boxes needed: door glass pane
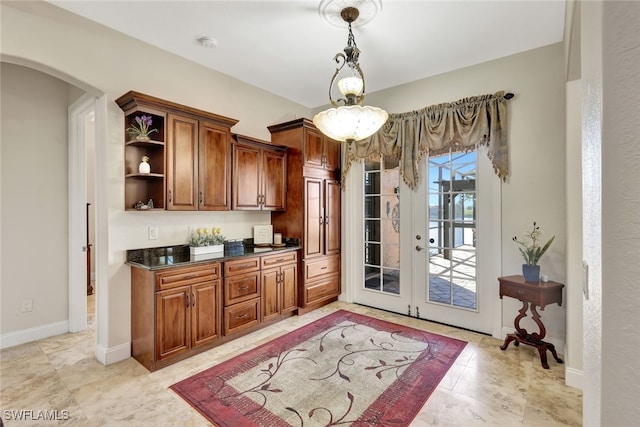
[363,156,400,295]
[427,150,477,310]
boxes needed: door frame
[68,94,94,333]
[69,94,111,363]
[345,148,503,338]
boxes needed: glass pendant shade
[313,105,389,143]
[314,4,388,143]
[338,76,364,96]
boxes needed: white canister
[139,156,151,174]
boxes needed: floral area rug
[170,310,466,426]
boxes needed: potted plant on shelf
[127,115,158,141]
[512,221,555,282]
[189,227,225,255]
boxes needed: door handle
[416,245,424,251]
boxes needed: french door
[353,148,500,334]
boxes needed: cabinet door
[262,149,287,211]
[304,177,324,258]
[167,114,198,210]
[199,122,231,211]
[261,268,280,322]
[232,144,261,210]
[191,280,221,347]
[324,179,341,255]
[156,286,190,360]
[304,128,325,168]
[324,138,341,172]
[281,263,298,313]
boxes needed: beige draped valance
[342,91,510,189]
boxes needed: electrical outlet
[148,226,159,240]
[188,225,197,236]
[21,298,33,313]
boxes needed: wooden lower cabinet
[131,249,301,371]
[302,254,341,308]
[261,252,298,322]
[131,262,222,371]
[155,281,221,360]
[223,257,262,336]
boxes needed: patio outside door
[354,148,499,334]
[412,150,498,334]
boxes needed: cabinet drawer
[224,256,260,276]
[305,275,340,305]
[261,251,297,269]
[155,263,221,291]
[224,271,260,305]
[304,255,340,281]
[499,277,563,308]
[224,298,260,335]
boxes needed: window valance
[341,91,510,189]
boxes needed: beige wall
[1,63,71,334]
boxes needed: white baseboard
[0,320,69,349]
[565,366,583,390]
[95,342,130,365]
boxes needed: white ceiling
[48,0,566,108]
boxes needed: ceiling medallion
[319,0,383,28]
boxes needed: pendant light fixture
[313,5,388,144]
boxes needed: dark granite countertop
[126,244,300,271]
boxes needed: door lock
[416,235,422,240]
[416,245,424,251]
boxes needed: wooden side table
[498,275,564,369]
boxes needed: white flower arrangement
[188,227,225,247]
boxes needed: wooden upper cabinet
[262,149,287,210]
[232,134,286,211]
[267,118,341,176]
[304,128,325,169]
[199,122,232,210]
[116,91,238,212]
[233,143,261,210]
[304,127,340,172]
[167,114,198,210]
[324,139,341,171]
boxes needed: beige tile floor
[0,295,582,426]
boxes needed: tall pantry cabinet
[268,118,341,313]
